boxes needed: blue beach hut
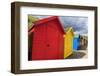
[73,34,80,51]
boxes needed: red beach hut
[29,16,65,60]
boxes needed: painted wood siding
[64,31,73,58]
[31,16,65,60]
[73,38,80,50]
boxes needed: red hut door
[32,22,63,60]
[45,23,62,59]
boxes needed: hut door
[46,24,59,59]
[32,23,63,60]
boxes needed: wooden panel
[32,25,46,60]
[58,32,64,59]
[46,22,59,59]
[64,32,73,58]
[32,20,64,60]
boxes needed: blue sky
[31,15,88,35]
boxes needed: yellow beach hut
[64,27,74,58]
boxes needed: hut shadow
[66,51,86,59]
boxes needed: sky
[31,15,88,35]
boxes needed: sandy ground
[66,50,88,59]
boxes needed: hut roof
[65,27,74,36]
[29,16,65,34]
[74,34,80,38]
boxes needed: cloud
[59,16,88,34]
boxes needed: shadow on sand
[66,51,86,59]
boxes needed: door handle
[47,44,50,47]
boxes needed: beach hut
[73,34,80,51]
[29,16,65,60]
[79,35,88,50]
[64,27,74,58]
